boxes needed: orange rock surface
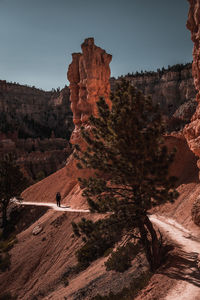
[67,37,112,145]
[184,0,200,161]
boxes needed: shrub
[0,293,17,300]
[0,232,17,272]
[76,239,110,264]
[0,252,11,272]
[92,271,152,300]
[105,242,141,272]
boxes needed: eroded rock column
[67,37,112,144]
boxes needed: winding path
[150,215,200,300]
[12,199,90,213]
[13,199,200,299]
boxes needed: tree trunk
[144,215,163,271]
[2,203,8,229]
[137,219,154,270]
[138,215,162,272]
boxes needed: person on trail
[56,192,61,207]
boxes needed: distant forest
[120,62,192,79]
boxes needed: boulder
[32,225,43,235]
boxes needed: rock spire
[67,37,112,144]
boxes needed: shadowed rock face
[183,0,200,226]
[187,0,200,99]
[184,0,200,162]
[67,37,112,144]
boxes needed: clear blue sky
[0,0,193,91]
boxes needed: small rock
[197,254,200,270]
[32,225,43,235]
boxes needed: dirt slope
[0,209,92,299]
[21,156,88,210]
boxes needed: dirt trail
[13,199,90,212]
[13,200,200,299]
[150,215,200,300]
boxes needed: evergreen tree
[0,154,28,231]
[74,81,178,271]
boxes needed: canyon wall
[0,136,71,183]
[111,64,197,125]
[0,83,73,182]
[0,83,73,140]
[184,0,200,163]
[183,0,200,225]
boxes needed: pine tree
[0,154,28,231]
[74,81,178,271]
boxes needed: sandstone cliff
[0,83,74,182]
[111,63,197,131]
[184,0,200,159]
[0,82,73,140]
[0,136,71,183]
[183,0,200,225]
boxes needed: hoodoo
[67,37,112,144]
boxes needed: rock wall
[184,0,200,162]
[67,37,112,144]
[111,64,197,119]
[0,83,74,183]
[0,83,73,140]
[0,137,71,183]
[187,0,200,99]
[183,0,200,226]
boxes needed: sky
[0,0,193,91]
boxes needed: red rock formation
[187,0,200,100]
[184,0,200,163]
[67,37,112,144]
[183,0,200,225]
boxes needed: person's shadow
[59,205,70,209]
